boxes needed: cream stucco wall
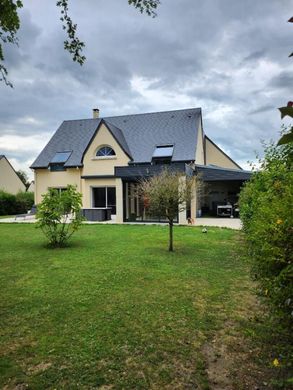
[205,138,240,169]
[34,168,81,204]
[34,123,130,219]
[0,157,26,194]
[82,123,130,176]
[195,120,205,164]
[81,123,130,214]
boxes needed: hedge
[239,141,293,323]
[0,190,34,215]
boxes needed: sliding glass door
[123,181,178,222]
[92,187,116,215]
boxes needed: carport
[194,165,252,217]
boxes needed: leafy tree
[0,0,160,86]
[140,169,196,252]
[239,139,293,323]
[277,17,293,146]
[16,169,29,188]
[36,185,83,247]
[0,0,23,86]
[277,102,293,145]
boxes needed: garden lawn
[0,224,256,389]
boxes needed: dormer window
[50,151,71,171]
[96,146,116,158]
[152,144,174,164]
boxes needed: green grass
[0,224,258,388]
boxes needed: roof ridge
[63,107,202,122]
[103,107,201,120]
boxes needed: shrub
[15,191,34,213]
[36,185,83,247]
[0,190,17,215]
[239,141,293,323]
[0,190,34,215]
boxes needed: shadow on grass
[33,238,85,251]
[142,242,199,258]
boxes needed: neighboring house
[0,155,26,194]
[31,108,251,223]
[27,181,35,193]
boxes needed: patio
[0,215,242,229]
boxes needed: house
[0,155,26,194]
[31,108,251,223]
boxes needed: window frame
[94,145,116,159]
[91,186,116,214]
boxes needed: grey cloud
[0,0,292,178]
[242,50,266,64]
[249,105,275,115]
[269,71,293,91]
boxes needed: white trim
[91,156,117,161]
[91,185,116,210]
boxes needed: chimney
[92,108,100,119]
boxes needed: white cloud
[0,134,50,153]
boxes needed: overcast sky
[0,0,292,180]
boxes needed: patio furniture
[217,205,233,217]
[81,208,112,221]
[15,205,37,220]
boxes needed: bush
[0,190,17,215]
[0,190,34,215]
[36,185,83,247]
[15,191,34,213]
[239,141,293,323]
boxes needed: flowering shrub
[240,141,293,323]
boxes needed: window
[92,187,116,214]
[50,187,67,195]
[50,151,72,171]
[50,164,66,172]
[96,146,116,157]
[51,151,71,163]
[152,145,174,164]
[152,145,174,158]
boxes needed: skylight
[152,145,174,159]
[50,151,72,164]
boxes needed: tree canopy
[0,0,160,86]
[139,169,196,251]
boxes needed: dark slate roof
[31,119,102,168]
[115,163,187,180]
[104,120,132,159]
[194,164,252,181]
[105,108,200,163]
[30,108,201,168]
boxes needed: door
[92,187,116,215]
[107,187,116,215]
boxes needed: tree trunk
[169,220,174,252]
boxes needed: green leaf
[277,128,293,146]
[278,106,293,119]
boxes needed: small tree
[16,170,29,189]
[36,185,83,247]
[140,169,196,251]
